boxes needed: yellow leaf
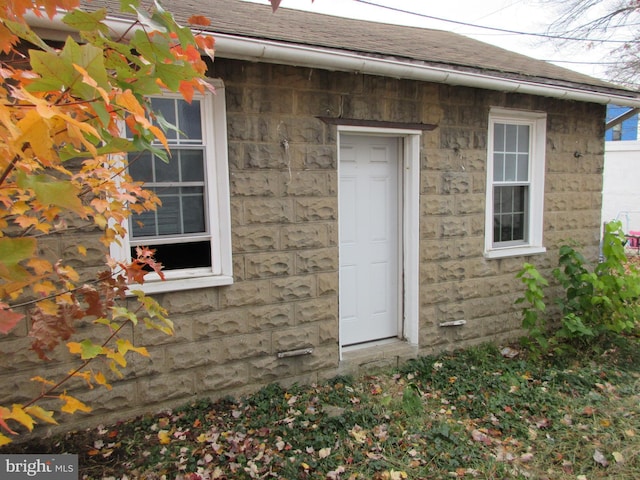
[392,472,408,480]
[348,426,367,444]
[300,462,310,470]
[613,451,625,464]
[104,348,126,367]
[31,376,56,387]
[70,370,93,388]
[116,339,149,357]
[158,430,171,445]
[94,371,112,390]
[319,447,331,459]
[67,342,82,355]
[37,299,58,315]
[8,405,34,432]
[56,264,79,282]
[77,245,87,256]
[59,394,92,414]
[32,281,57,297]
[0,433,12,446]
[16,110,55,162]
[25,406,57,425]
[26,257,52,275]
[93,213,107,229]
[109,360,124,379]
[196,433,208,443]
[57,293,75,305]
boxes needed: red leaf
[29,305,76,360]
[77,285,105,317]
[0,305,24,334]
[0,410,17,436]
[269,0,282,11]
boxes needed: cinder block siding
[0,58,605,435]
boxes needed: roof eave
[213,32,640,107]
[26,11,640,107]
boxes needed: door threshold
[339,338,418,374]
[342,337,401,353]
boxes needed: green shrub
[516,220,640,353]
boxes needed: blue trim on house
[606,105,638,141]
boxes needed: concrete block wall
[0,58,605,434]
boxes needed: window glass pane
[504,154,517,181]
[505,124,518,151]
[517,125,530,153]
[513,186,526,212]
[493,186,527,243]
[151,98,177,141]
[156,190,181,235]
[493,153,504,182]
[180,150,205,182]
[131,241,211,270]
[131,210,156,237]
[493,187,502,214]
[493,215,502,243]
[494,123,505,151]
[182,190,206,233]
[128,151,153,183]
[517,154,529,182]
[179,99,202,141]
[155,156,180,183]
[512,212,525,240]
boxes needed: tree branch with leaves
[0,0,214,444]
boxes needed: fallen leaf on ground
[593,449,609,467]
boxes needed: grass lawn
[3,338,640,479]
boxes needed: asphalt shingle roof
[90,0,637,98]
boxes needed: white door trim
[337,126,421,357]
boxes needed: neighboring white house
[602,106,640,239]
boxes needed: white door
[339,134,401,346]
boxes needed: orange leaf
[0,23,18,54]
[188,15,211,26]
[179,81,195,104]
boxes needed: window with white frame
[111,81,233,293]
[485,108,547,258]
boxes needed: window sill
[484,245,546,259]
[127,274,234,295]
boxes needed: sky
[247,0,627,82]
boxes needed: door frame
[337,126,421,356]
